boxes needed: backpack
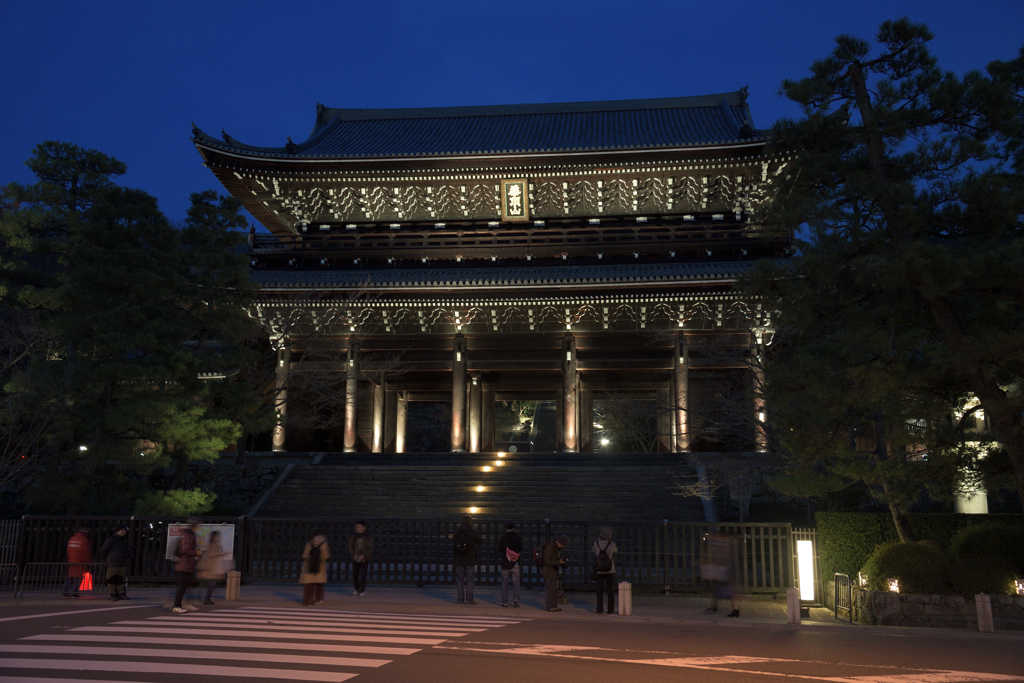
[595,540,612,573]
[453,528,471,557]
[533,544,548,568]
[307,542,323,574]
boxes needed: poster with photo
[165,523,235,561]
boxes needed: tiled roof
[195,91,761,160]
[252,260,761,290]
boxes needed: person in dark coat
[347,521,373,597]
[592,526,618,614]
[64,527,92,598]
[497,521,523,608]
[172,518,201,614]
[99,525,130,601]
[453,515,482,605]
[543,533,568,612]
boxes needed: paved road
[0,599,1021,682]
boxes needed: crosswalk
[0,605,526,682]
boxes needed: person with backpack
[300,531,330,606]
[592,527,618,614]
[542,533,569,612]
[497,521,523,608]
[347,521,373,597]
[453,515,482,605]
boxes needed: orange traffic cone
[80,572,93,591]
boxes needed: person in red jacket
[172,518,202,614]
[64,527,92,598]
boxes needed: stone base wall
[846,588,1024,630]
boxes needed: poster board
[165,524,235,562]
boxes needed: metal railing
[16,562,107,598]
[0,520,19,565]
[13,516,798,592]
[0,564,18,593]
[834,573,853,623]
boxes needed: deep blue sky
[2,1,1021,228]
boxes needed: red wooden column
[371,384,385,453]
[271,340,290,452]
[344,342,360,452]
[673,337,690,452]
[451,335,467,452]
[395,391,408,454]
[751,339,768,451]
[561,333,578,452]
[481,382,495,452]
[468,375,482,453]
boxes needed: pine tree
[750,19,1024,524]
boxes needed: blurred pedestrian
[172,518,202,614]
[543,533,568,612]
[99,525,129,601]
[300,530,330,606]
[592,527,617,614]
[702,531,739,617]
[453,515,482,605]
[196,530,229,605]
[347,521,373,597]
[497,521,523,608]
[63,527,92,598]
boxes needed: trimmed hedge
[949,523,1024,571]
[816,512,1024,582]
[860,542,948,594]
[950,558,1018,596]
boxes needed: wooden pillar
[579,387,594,452]
[451,335,467,452]
[657,381,673,452]
[468,376,482,453]
[371,384,385,453]
[271,341,291,452]
[395,392,408,454]
[674,337,690,452]
[481,383,495,452]
[344,342,360,453]
[383,385,399,453]
[752,340,768,452]
[561,334,578,452]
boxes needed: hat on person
[505,521,516,530]
[556,533,569,545]
[115,524,128,532]
[599,527,613,540]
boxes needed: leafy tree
[750,19,1024,532]
[2,142,260,513]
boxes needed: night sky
[2,1,1021,229]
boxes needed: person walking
[196,530,229,605]
[347,521,373,597]
[300,531,330,607]
[702,531,740,617]
[542,533,568,612]
[453,515,482,605]
[592,527,618,614]
[497,521,523,608]
[63,527,92,598]
[172,518,201,614]
[99,525,130,601]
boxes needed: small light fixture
[858,572,868,587]
[888,578,900,593]
[593,423,603,429]
[476,486,484,492]
[601,438,610,446]
[494,461,504,467]
[483,466,492,472]
[79,445,88,452]
[758,412,766,422]
[470,507,478,514]
[1015,579,1024,596]
[497,452,506,457]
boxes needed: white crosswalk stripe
[0,606,526,682]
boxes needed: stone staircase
[260,452,704,521]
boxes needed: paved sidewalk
[6,584,1022,640]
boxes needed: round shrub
[859,541,949,594]
[949,523,1024,573]
[950,558,1017,597]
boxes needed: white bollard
[975,594,994,633]
[618,581,632,616]
[787,587,801,624]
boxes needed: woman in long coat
[196,530,230,605]
[299,531,330,606]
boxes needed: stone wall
[833,587,1024,630]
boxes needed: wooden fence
[13,516,800,593]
